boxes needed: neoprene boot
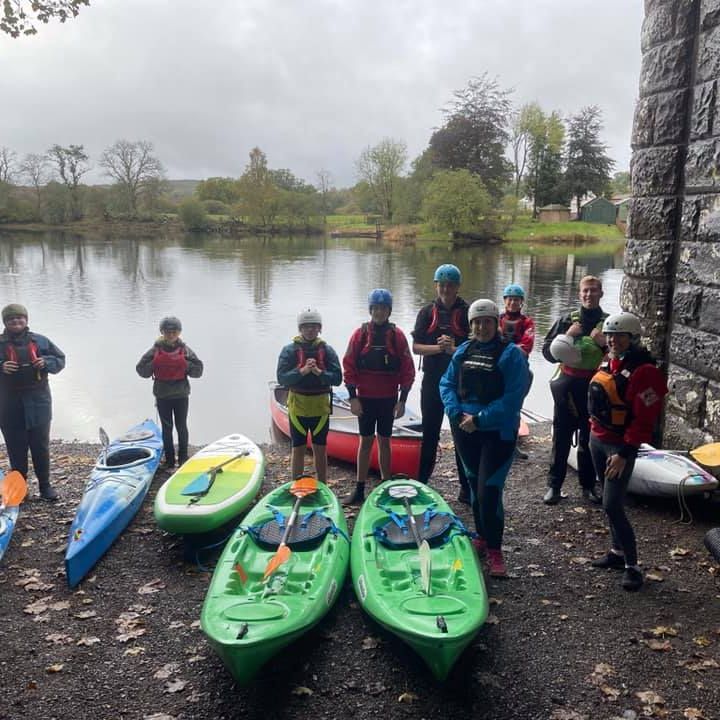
[39,480,58,501]
[342,482,365,506]
[543,487,561,505]
[622,566,644,591]
[591,551,625,569]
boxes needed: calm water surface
[0,231,623,443]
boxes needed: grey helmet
[297,308,322,328]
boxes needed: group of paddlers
[0,265,667,591]
[276,266,667,590]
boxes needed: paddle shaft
[278,494,304,548]
[401,497,423,549]
[208,451,248,476]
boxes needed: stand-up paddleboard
[154,434,264,534]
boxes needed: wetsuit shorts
[289,414,329,447]
[357,397,396,437]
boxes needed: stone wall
[625,0,720,447]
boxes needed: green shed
[580,197,617,224]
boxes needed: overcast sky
[1,0,643,187]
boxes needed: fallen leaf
[559,614,569,621]
[142,714,176,720]
[489,597,503,606]
[291,686,313,696]
[50,601,70,611]
[682,658,719,672]
[683,708,707,719]
[642,639,672,652]
[670,547,690,558]
[46,663,64,673]
[154,663,180,680]
[529,571,546,577]
[398,692,418,703]
[124,646,145,656]
[168,621,185,629]
[645,572,664,582]
[572,507,587,514]
[362,636,380,650]
[163,679,187,694]
[485,614,500,625]
[636,690,665,705]
[138,579,166,595]
[570,557,590,565]
[117,628,146,643]
[644,626,678,638]
[693,636,712,647]
[45,637,72,654]
[23,580,54,591]
[76,636,101,646]
[599,684,620,700]
[550,710,587,720]
[541,599,552,605]
[74,610,97,620]
[24,597,52,615]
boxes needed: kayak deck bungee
[269,382,423,477]
[201,479,349,685]
[351,478,488,680]
[65,420,163,587]
[154,434,264,534]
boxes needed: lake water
[0,231,624,444]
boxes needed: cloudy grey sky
[2,0,643,187]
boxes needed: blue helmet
[503,283,525,299]
[433,264,462,284]
[368,288,393,311]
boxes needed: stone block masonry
[628,0,720,447]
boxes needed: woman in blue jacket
[440,299,527,577]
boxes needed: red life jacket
[4,339,42,388]
[296,342,327,371]
[152,345,187,381]
[357,322,400,372]
[426,303,467,340]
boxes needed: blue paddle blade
[180,472,211,496]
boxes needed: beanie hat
[2,304,28,322]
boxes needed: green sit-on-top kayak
[351,478,488,680]
[200,479,350,685]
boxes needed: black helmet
[159,316,182,333]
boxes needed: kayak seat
[375,512,458,549]
[251,513,334,551]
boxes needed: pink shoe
[486,549,508,578]
[472,537,487,557]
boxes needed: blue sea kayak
[65,419,163,587]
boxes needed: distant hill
[165,179,199,200]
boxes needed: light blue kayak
[65,419,163,587]
[0,505,20,562]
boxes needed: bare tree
[99,139,165,216]
[47,144,90,219]
[2,1,89,38]
[356,138,407,220]
[316,168,333,222]
[20,153,49,214]
[0,147,17,183]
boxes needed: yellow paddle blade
[291,475,318,497]
[1,471,27,507]
[691,442,720,469]
[263,544,291,581]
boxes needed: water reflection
[0,231,623,443]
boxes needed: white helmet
[468,298,499,323]
[297,308,322,328]
[603,312,642,338]
[550,334,582,366]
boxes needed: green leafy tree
[195,177,241,205]
[393,149,434,224]
[41,181,71,224]
[237,147,279,228]
[47,144,90,219]
[609,170,631,196]
[523,107,566,215]
[178,198,208,230]
[428,74,512,201]
[268,168,314,193]
[99,140,165,217]
[355,138,407,220]
[564,106,615,217]
[2,0,89,37]
[422,169,492,233]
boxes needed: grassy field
[504,219,625,241]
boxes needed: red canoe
[269,382,424,478]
